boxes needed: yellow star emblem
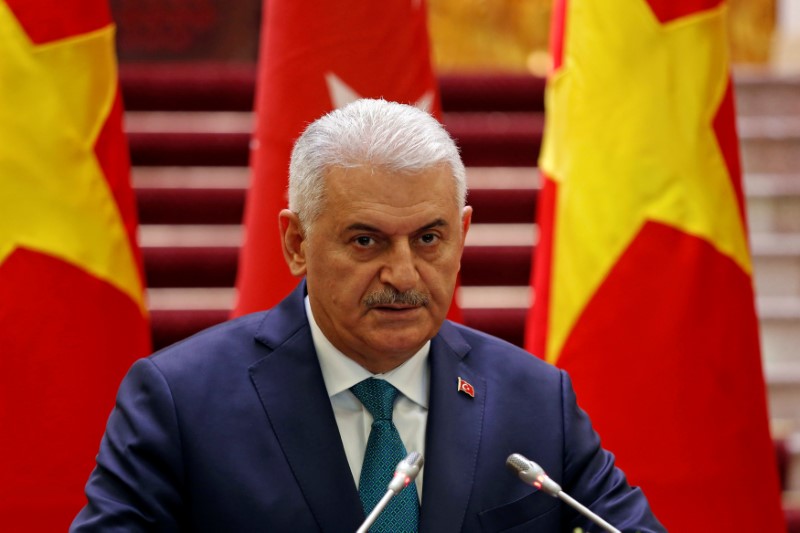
[540,1,749,362]
[0,1,144,312]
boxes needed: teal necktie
[350,378,419,532]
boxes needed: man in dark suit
[72,99,665,532]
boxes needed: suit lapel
[419,322,485,533]
[248,283,364,533]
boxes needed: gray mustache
[363,288,430,308]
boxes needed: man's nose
[378,241,419,291]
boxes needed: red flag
[234,0,462,320]
[526,0,784,530]
[0,1,150,529]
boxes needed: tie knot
[350,378,398,421]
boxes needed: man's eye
[355,236,375,247]
[419,233,439,245]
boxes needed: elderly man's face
[280,164,471,373]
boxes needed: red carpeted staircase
[122,63,546,350]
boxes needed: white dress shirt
[304,297,430,499]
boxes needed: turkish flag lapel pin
[457,377,475,398]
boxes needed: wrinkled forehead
[324,163,461,207]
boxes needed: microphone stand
[506,453,621,533]
[557,491,621,533]
[355,452,424,533]
[356,491,395,533]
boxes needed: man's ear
[279,209,307,276]
[460,205,473,247]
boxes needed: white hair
[288,98,467,231]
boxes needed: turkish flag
[233,0,462,320]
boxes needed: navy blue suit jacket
[72,282,665,532]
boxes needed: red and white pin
[457,377,475,398]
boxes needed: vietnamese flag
[526,0,785,530]
[233,0,462,320]
[0,0,150,529]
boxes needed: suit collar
[419,321,485,533]
[252,280,309,350]
[250,284,485,533]
[249,281,364,532]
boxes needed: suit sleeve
[558,370,667,533]
[70,359,185,532]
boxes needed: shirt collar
[305,296,430,409]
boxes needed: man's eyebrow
[417,218,448,232]
[344,218,449,233]
[345,223,381,233]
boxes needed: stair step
[437,74,546,112]
[150,309,230,351]
[752,234,800,298]
[124,112,799,172]
[127,113,545,168]
[133,173,799,232]
[135,224,540,251]
[141,245,534,289]
[441,113,543,167]
[131,166,541,190]
[733,72,800,118]
[135,187,538,225]
[766,363,800,431]
[761,298,800,366]
[119,63,799,119]
[137,188,245,225]
[144,286,534,312]
[120,63,548,113]
[747,184,800,234]
[740,118,800,174]
[132,166,251,188]
[143,247,238,288]
[120,63,257,112]
[125,111,254,134]
[137,225,800,299]
[128,131,251,167]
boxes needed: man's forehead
[325,163,456,187]
[317,164,462,230]
[330,165,456,201]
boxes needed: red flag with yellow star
[526,0,784,530]
[0,0,150,528]
[234,0,462,320]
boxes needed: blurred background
[110,0,788,71]
[110,0,800,525]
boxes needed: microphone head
[398,451,424,477]
[505,453,562,496]
[387,452,424,494]
[506,453,544,477]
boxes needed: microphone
[506,453,621,533]
[387,451,424,493]
[355,452,424,533]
